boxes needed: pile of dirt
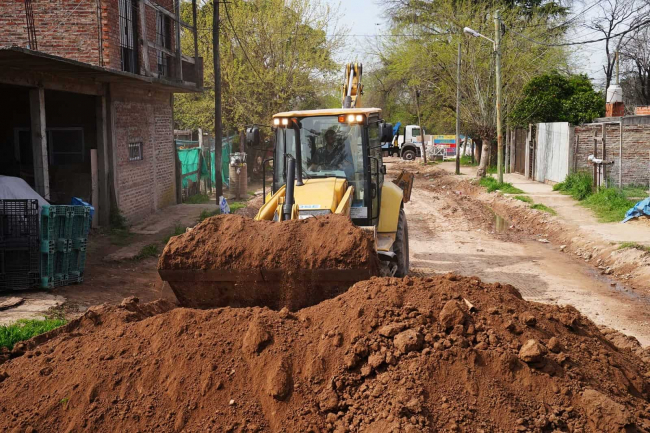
[1,275,649,432]
[158,214,380,310]
[160,214,378,272]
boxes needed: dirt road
[395,159,650,346]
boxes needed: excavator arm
[342,62,363,108]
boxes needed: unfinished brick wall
[574,124,650,187]
[0,0,102,65]
[111,85,176,223]
[0,0,177,75]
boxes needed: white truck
[394,125,425,160]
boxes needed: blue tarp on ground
[622,197,650,223]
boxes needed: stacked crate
[40,205,91,288]
[0,200,40,291]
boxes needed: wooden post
[601,123,607,188]
[174,0,183,81]
[90,149,99,228]
[504,128,510,174]
[29,87,49,200]
[139,0,150,76]
[95,94,110,225]
[592,129,598,189]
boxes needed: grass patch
[554,172,635,222]
[229,201,247,212]
[198,201,248,222]
[621,184,648,199]
[135,243,159,260]
[618,241,650,252]
[553,172,593,200]
[162,224,186,245]
[513,195,533,203]
[459,155,478,166]
[582,188,632,222]
[198,208,220,222]
[479,176,524,194]
[0,318,66,350]
[530,203,557,215]
[184,193,211,204]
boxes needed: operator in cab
[308,128,353,175]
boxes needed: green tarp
[176,136,233,189]
[211,138,232,187]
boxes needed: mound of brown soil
[158,214,380,310]
[1,276,649,432]
[159,214,378,272]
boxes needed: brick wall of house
[111,84,176,223]
[0,0,177,76]
[575,124,650,187]
[0,0,102,65]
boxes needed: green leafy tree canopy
[510,71,605,126]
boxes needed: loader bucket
[159,268,374,310]
[157,214,380,311]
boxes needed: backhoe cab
[254,106,411,276]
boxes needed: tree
[585,0,650,91]
[174,0,345,134]
[373,0,570,176]
[509,71,605,125]
[621,27,650,106]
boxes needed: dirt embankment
[414,164,650,295]
[1,275,649,432]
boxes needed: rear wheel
[393,209,409,277]
[402,149,416,161]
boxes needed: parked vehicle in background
[395,125,425,160]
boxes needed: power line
[508,17,650,47]
[222,0,265,84]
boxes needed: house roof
[0,47,201,93]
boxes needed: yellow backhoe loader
[159,63,413,308]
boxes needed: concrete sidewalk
[438,161,650,245]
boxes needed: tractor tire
[402,149,416,161]
[393,209,409,277]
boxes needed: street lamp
[464,10,504,184]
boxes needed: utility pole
[213,0,223,200]
[495,9,503,184]
[415,89,427,164]
[455,40,461,175]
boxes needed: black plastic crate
[0,200,40,291]
[0,200,39,241]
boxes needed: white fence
[533,122,574,183]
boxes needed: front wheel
[402,149,416,161]
[393,209,409,277]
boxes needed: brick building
[574,116,650,188]
[0,0,202,225]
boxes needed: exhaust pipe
[283,156,296,220]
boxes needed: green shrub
[162,224,186,245]
[109,207,128,230]
[184,193,211,204]
[553,172,593,200]
[479,177,524,194]
[0,318,66,350]
[136,243,159,260]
